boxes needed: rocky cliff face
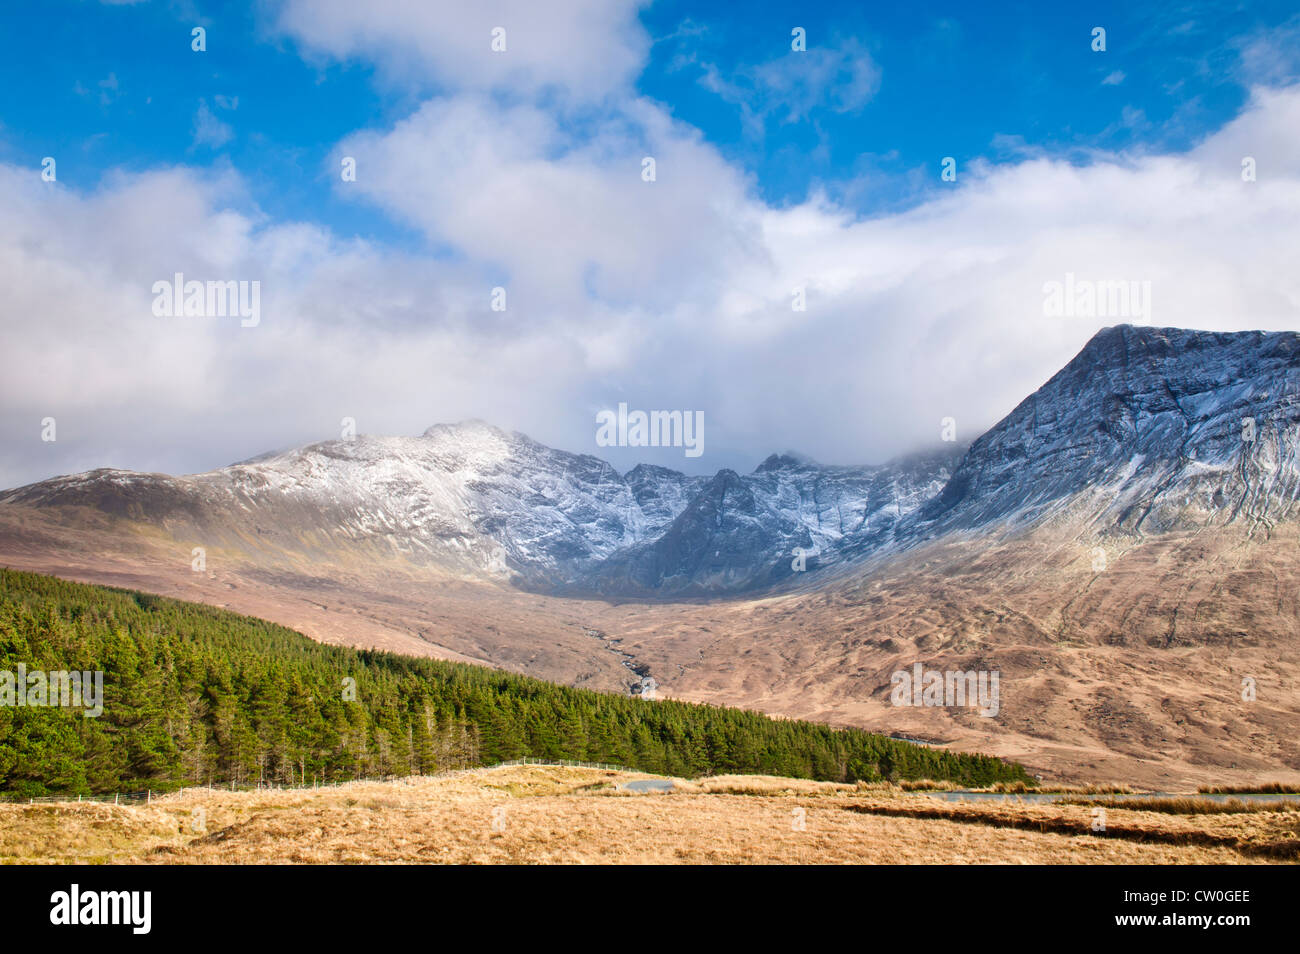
[576,449,959,596]
[910,326,1300,539]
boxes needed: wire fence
[3,757,632,806]
[494,757,626,771]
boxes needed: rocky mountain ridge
[5,326,1299,597]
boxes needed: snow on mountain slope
[0,421,955,594]
[0,421,696,585]
[909,325,1300,539]
[624,464,711,534]
[575,450,959,596]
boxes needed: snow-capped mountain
[0,420,689,586]
[909,325,1300,539]
[0,418,952,592]
[566,325,1300,594]
[5,326,1299,597]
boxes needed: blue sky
[1,1,1299,486]
[3,2,1294,237]
[0,1,411,244]
[640,0,1286,207]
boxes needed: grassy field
[3,764,1297,864]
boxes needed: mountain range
[7,325,1300,596]
[0,412,963,598]
[2,324,1298,787]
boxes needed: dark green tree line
[0,569,1032,795]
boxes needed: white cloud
[1232,17,1300,87]
[273,0,651,102]
[695,36,882,132]
[751,37,882,119]
[334,95,760,325]
[192,99,233,149]
[3,5,1300,488]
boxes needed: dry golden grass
[841,795,1300,860]
[1058,795,1300,815]
[2,765,1295,865]
[986,781,1138,795]
[1199,782,1300,795]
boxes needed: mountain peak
[1074,324,1288,363]
[625,462,686,480]
[421,419,508,440]
[919,324,1300,535]
[755,451,817,473]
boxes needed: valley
[3,326,1299,790]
